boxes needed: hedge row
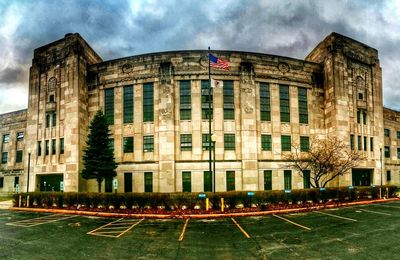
[13,186,398,211]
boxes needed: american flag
[209,53,229,70]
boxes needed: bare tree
[284,136,366,188]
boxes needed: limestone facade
[0,32,399,193]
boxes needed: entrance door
[39,174,63,191]
[352,169,372,186]
[124,172,132,193]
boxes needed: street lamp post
[380,144,383,199]
[211,134,217,193]
[27,149,31,193]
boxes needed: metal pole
[213,140,216,193]
[27,152,31,193]
[208,47,212,190]
[380,147,383,199]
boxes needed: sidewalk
[0,200,13,209]
[9,197,400,219]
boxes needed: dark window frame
[226,171,235,191]
[123,85,134,124]
[104,88,114,125]
[260,83,271,121]
[180,134,192,151]
[123,137,134,153]
[280,85,290,122]
[261,134,272,151]
[281,135,291,152]
[143,135,154,152]
[223,80,235,120]
[298,87,308,124]
[180,81,192,120]
[224,134,235,151]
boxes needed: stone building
[0,32,399,193]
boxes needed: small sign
[284,189,291,193]
[15,184,19,193]
[60,181,64,191]
[198,193,206,199]
[320,187,326,191]
[371,185,376,187]
[348,186,354,190]
[247,191,255,196]
[113,179,118,190]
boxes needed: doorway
[39,174,63,191]
[352,169,372,186]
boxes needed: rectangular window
[124,172,132,193]
[384,146,390,158]
[298,87,308,124]
[284,170,292,190]
[2,134,10,143]
[223,80,234,120]
[16,150,23,163]
[397,148,400,159]
[180,134,192,151]
[370,137,373,152]
[202,134,211,151]
[357,110,361,124]
[387,170,391,182]
[224,134,235,151]
[363,136,367,151]
[226,171,235,191]
[51,139,56,155]
[144,172,153,192]
[397,131,400,139]
[303,170,311,189]
[281,135,291,152]
[60,138,64,154]
[357,136,362,151]
[0,177,3,188]
[260,83,271,121]
[143,83,154,122]
[52,113,56,127]
[384,128,390,137]
[261,134,272,151]
[45,140,49,155]
[363,111,367,125]
[123,137,134,153]
[38,141,42,156]
[180,81,191,120]
[123,85,134,123]
[16,132,24,141]
[201,80,212,119]
[350,135,355,150]
[46,114,50,128]
[204,171,212,192]
[280,85,290,122]
[264,170,272,190]
[1,152,8,164]
[300,136,309,152]
[104,88,114,125]
[143,136,154,152]
[108,138,114,153]
[14,176,19,187]
[182,171,191,192]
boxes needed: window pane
[223,80,234,120]
[16,150,23,163]
[124,172,132,192]
[1,152,8,164]
[180,134,192,151]
[202,134,211,151]
[260,83,271,121]
[204,171,212,192]
[201,80,213,119]
[358,136,362,151]
[143,83,154,122]
[45,140,49,155]
[280,85,290,122]
[303,170,310,189]
[363,136,367,151]
[300,136,309,152]
[143,136,154,152]
[180,81,192,120]
[38,141,42,156]
[226,171,235,191]
[350,135,354,150]
[284,170,292,190]
[182,171,191,192]
[224,134,235,151]
[261,135,272,151]
[264,170,272,190]
[384,146,390,158]
[370,137,373,152]
[123,137,134,153]
[16,132,24,140]
[123,85,134,123]
[281,135,291,151]
[60,138,64,154]
[52,139,56,154]
[105,88,114,125]
[52,113,56,127]
[144,172,153,192]
[298,87,308,124]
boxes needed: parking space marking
[179,219,189,241]
[376,204,400,209]
[6,214,77,227]
[359,209,392,216]
[231,218,250,238]
[87,218,144,238]
[315,211,357,222]
[273,214,311,231]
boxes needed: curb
[9,198,400,219]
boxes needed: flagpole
[208,47,212,192]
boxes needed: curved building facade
[1,32,399,193]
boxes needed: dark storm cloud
[0,0,399,113]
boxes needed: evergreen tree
[81,110,117,192]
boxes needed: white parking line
[315,211,357,222]
[6,214,77,227]
[87,218,144,238]
[359,209,392,216]
[272,214,311,231]
[376,204,400,209]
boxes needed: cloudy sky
[0,0,399,113]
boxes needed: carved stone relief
[278,62,290,73]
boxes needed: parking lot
[0,201,399,259]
